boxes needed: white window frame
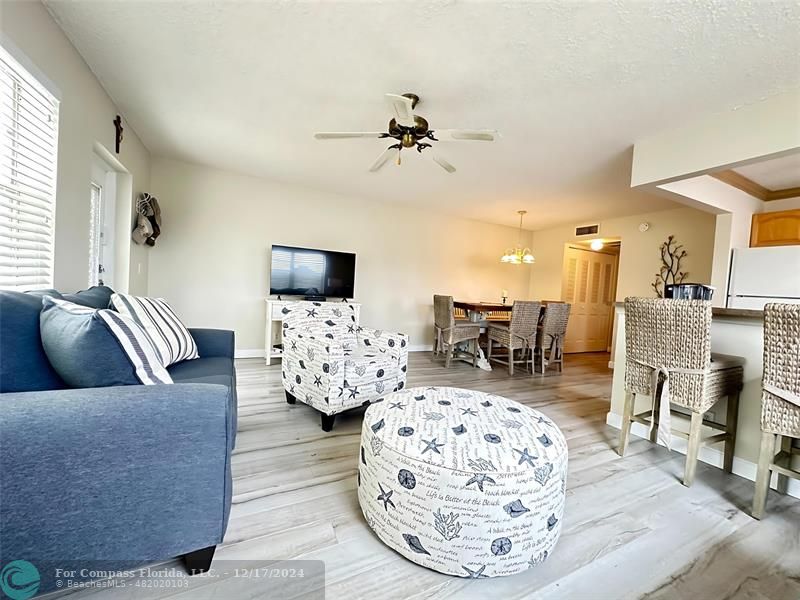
[0,41,60,291]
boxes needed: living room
[1,1,799,599]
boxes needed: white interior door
[561,245,619,353]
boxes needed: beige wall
[1,1,151,293]
[148,158,534,352]
[528,207,717,302]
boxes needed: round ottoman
[357,386,568,578]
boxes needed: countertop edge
[613,302,763,319]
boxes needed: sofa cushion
[26,288,64,300]
[40,297,172,387]
[168,356,234,381]
[111,293,199,367]
[0,291,66,392]
[61,285,114,309]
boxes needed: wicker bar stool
[487,300,542,375]
[432,295,481,368]
[618,298,744,487]
[752,303,800,519]
[535,302,571,375]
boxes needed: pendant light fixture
[500,210,535,265]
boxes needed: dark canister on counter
[664,283,715,300]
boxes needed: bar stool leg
[618,392,635,457]
[472,338,478,368]
[649,384,661,444]
[683,412,704,487]
[723,392,740,474]
[752,431,777,519]
[509,347,514,376]
[776,435,792,494]
[445,343,453,369]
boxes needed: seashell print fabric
[282,301,409,415]
[358,386,568,577]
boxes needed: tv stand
[264,299,361,365]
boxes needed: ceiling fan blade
[385,94,416,127]
[314,132,386,139]
[431,154,456,174]
[369,147,398,172]
[432,129,497,142]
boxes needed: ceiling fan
[314,93,497,174]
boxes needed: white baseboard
[606,412,800,499]
[235,345,433,359]
[235,349,266,359]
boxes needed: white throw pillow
[110,293,199,367]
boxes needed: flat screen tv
[270,245,356,299]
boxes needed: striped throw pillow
[41,297,172,386]
[110,293,199,367]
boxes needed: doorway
[88,152,118,288]
[560,242,620,353]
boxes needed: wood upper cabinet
[750,209,800,247]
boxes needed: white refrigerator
[727,246,800,309]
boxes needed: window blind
[0,45,59,291]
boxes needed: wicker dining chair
[618,298,744,487]
[433,295,481,368]
[752,303,800,519]
[535,302,571,375]
[487,300,542,375]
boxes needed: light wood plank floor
[60,352,800,600]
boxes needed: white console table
[264,299,361,365]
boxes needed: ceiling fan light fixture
[590,239,604,251]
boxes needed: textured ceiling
[44,0,800,230]
[734,152,800,190]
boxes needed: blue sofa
[0,286,236,595]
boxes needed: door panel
[561,245,619,353]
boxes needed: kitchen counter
[712,307,763,319]
[614,302,762,320]
[608,303,798,499]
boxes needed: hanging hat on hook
[145,195,161,246]
[131,193,162,246]
[132,211,153,245]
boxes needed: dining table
[453,300,513,322]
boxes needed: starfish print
[462,565,489,579]
[421,438,445,455]
[465,473,497,492]
[305,308,318,317]
[376,483,395,511]
[537,416,553,426]
[513,447,537,467]
[347,324,355,333]
[314,375,322,387]
[461,408,478,416]
[348,386,360,399]
[389,402,406,410]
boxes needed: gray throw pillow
[40,297,172,388]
